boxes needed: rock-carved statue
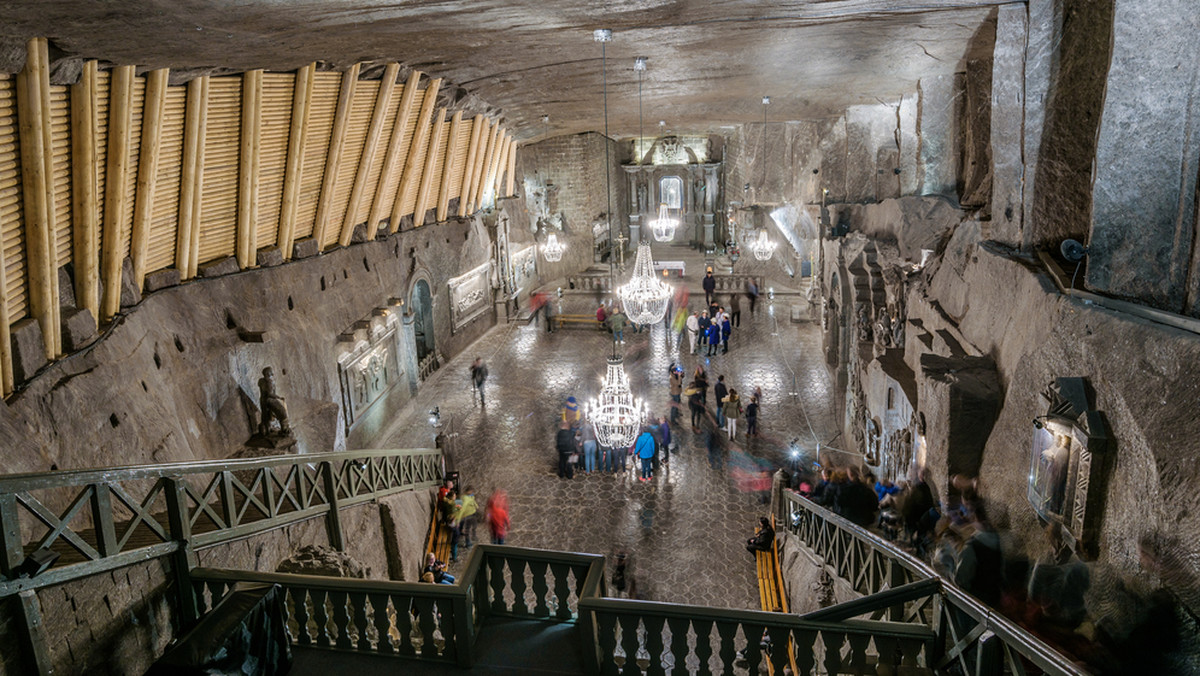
[892,313,905,349]
[636,182,648,214]
[856,305,873,343]
[693,179,706,212]
[258,367,290,436]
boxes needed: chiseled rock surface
[277,544,371,578]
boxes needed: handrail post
[0,493,24,578]
[17,589,53,675]
[452,589,474,667]
[888,558,905,621]
[89,483,118,557]
[320,461,344,551]
[164,476,199,629]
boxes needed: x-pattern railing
[782,490,1091,675]
[0,449,442,597]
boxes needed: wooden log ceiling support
[390,77,441,233]
[236,69,262,268]
[176,76,208,280]
[71,61,100,327]
[99,64,135,319]
[17,37,60,357]
[436,110,463,222]
[278,63,315,259]
[340,62,399,247]
[0,196,9,392]
[495,134,514,198]
[457,115,484,218]
[412,108,446,227]
[505,137,518,198]
[484,132,509,206]
[470,122,500,213]
[367,70,421,240]
[312,63,359,249]
[130,68,168,290]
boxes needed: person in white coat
[685,311,700,354]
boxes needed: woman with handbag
[723,388,741,440]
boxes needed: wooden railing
[782,490,1092,676]
[0,448,443,598]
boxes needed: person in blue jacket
[635,426,657,481]
[706,322,721,356]
[721,314,732,353]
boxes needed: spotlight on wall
[633,56,647,71]
[429,406,442,427]
[762,96,771,106]
[593,28,612,42]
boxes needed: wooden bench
[425,497,453,571]
[552,313,602,329]
[755,516,799,675]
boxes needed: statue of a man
[259,367,290,435]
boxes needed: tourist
[745,395,759,437]
[706,321,720,355]
[561,396,581,424]
[486,490,510,545]
[470,357,488,406]
[706,416,724,470]
[544,295,557,333]
[658,416,672,466]
[746,517,775,554]
[450,487,478,561]
[607,306,627,344]
[747,279,759,315]
[837,467,880,528]
[424,552,455,585]
[721,313,732,353]
[581,420,598,473]
[596,303,607,330]
[723,388,741,440]
[713,375,728,429]
[730,292,742,327]
[612,552,629,597]
[703,269,717,306]
[693,365,709,404]
[687,381,705,431]
[698,310,711,350]
[954,503,1004,607]
[556,421,577,479]
[669,364,684,423]
[610,439,627,474]
[457,486,479,549]
[685,311,700,354]
[635,426,656,481]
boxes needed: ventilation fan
[1060,239,1089,262]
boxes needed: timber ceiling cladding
[0,38,518,397]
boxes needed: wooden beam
[470,121,499,213]
[278,63,314,260]
[0,190,10,393]
[390,77,441,233]
[176,76,207,280]
[311,63,359,249]
[99,65,134,320]
[236,69,262,269]
[483,131,509,207]
[436,110,462,222]
[367,70,421,239]
[35,39,59,356]
[457,115,484,217]
[17,590,52,676]
[70,60,100,328]
[505,137,518,198]
[340,63,399,246]
[16,37,59,358]
[130,68,168,290]
[412,108,446,227]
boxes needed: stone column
[917,75,958,197]
[400,311,420,395]
[989,3,1028,246]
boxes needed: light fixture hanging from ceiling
[585,355,647,448]
[649,202,678,242]
[634,56,646,164]
[596,28,615,285]
[619,241,672,323]
[542,232,564,262]
[751,229,777,261]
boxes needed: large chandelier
[619,241,672,323]
[585,356,647,448]
[649,203,678,242]
[751,230,777,261]
[542,233,564,262]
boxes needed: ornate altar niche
[338,314,404,432]
[623,135,722,249]
[448,262,492,332]
[1027,377,1110,553]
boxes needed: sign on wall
[338,318,404,431]
[510,246,537,295]
[448,262,492,331]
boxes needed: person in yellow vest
[561,396,581,423]
[450,487,478,561]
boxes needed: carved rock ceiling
[0,0,1000,141]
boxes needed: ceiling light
[650,203,678,242]
[762,96,771,105]
[542,233,564,262]
[585,357,647,448]
[634,56,647,71]
[593,28,612,42]
[619,242,672,324]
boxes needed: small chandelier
[619,241,672,323]
[751,230,777,261]
[542,233,564,262]
[649,203,678,242]
[585,356,647,448]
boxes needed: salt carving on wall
[448,262,492,331]
[338,316,403,432]
[510,245,537,294]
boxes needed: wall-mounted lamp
[429,406,442,427]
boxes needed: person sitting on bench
[746,517,775,554]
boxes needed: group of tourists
[554,407,674,481]
[672,363,761,441]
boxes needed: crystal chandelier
[619,241,672,323]
[649,203,678,242]
[751,230,777,261]
[542,233,564,262]
[585,356,647,448]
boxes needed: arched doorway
[411,279,435,363]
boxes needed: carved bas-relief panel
[510,246,537,296]
[338,315,404,433]
[449,262,492,333]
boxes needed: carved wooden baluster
[665,617,690,676]
[899,635,923,666]
[509,557,530,616]
[529,559,550,617]
[691,619,714,675]
[714,620,738,674]
[596,610,620,676]
[740,623,765,674]
[395,597,416,656]
[292,588,312,645]
[488,556,507,614]
[549,561,573,620]
[820,629,846,675]
[847,632,870,672]
[413,597,438,658]
[329,590,352,649]
[192,581,208,614]
[642,614,667,676]
[618,615,642,676]
[874,635,899,670]
[766,625,791,675]
[369,592,393,654]
[792,628,817,673]
[437,598,457,659]
[311,589,332,648]
[350,590,370,650]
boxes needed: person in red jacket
[487,490,511,545]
